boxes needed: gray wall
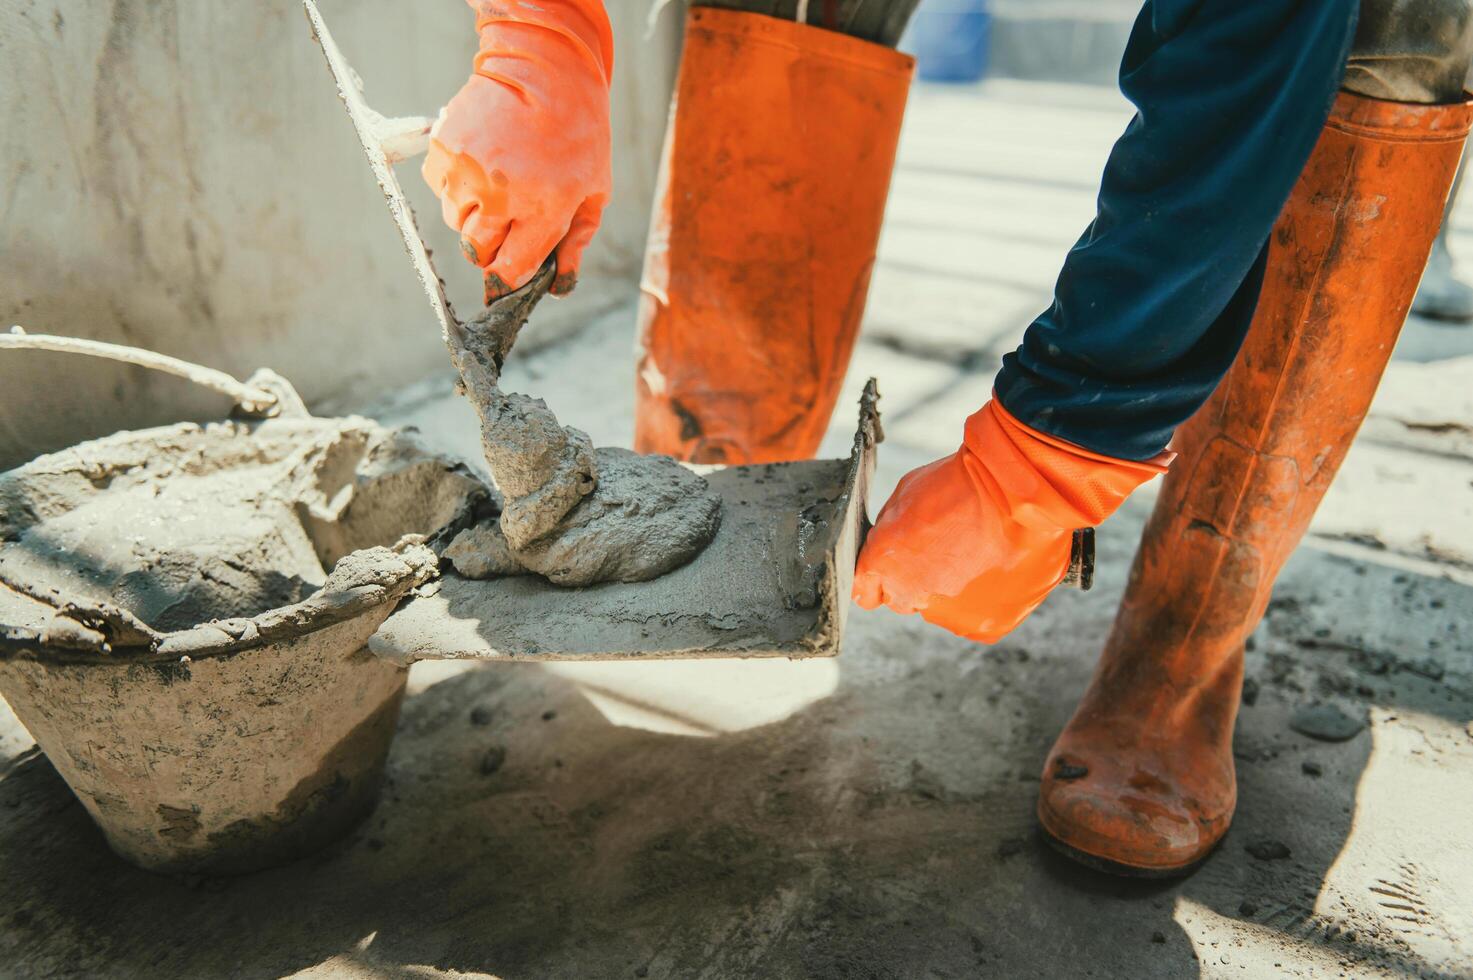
[986,1,1134,86]
[0,0,679,469]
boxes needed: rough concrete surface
[3,298,1468,975]
[2,80,1472,978]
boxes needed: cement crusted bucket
[0,336,481,873]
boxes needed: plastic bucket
[905,0,991,83]
[0,342,481,873]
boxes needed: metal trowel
[303,0,879,662]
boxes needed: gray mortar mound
[444,447,722,587]
[445,262,723,588]
[0,417,481,640]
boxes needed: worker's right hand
[853,398,1170,643]
[423,0,614,303]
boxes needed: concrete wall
[986,1,1133,87]
[0,0,679,470]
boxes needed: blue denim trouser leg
[992,0,1361,461]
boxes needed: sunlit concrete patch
[1313,707,1473,977]
[885,168,1100,244]
[838,340,961,426]
[405,659,483,697]
[540,658,841,737]
[287,936,502,980]
[1172,897,1409,978]
[881,370,997,457]
[1169,711,1473,978]
[1303,536,1473,589]
[1363,356,1473,459]
[1374,355,1473,421]
[1313,439,1473,568]
[863,262,1046,359]
[897,80,1135,186]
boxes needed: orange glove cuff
[973,397,1172,531]
[853,398,1171,643]
[468,0,614,86]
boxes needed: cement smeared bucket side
[0,409,483,873]
[0,607,407,873]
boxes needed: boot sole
[1040,826,1218,880]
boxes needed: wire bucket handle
[0,327,308,419]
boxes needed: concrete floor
[4,80,1473,978]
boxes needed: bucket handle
[1,326,300,418]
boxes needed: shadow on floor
[1,523,1468,978]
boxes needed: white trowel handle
[373,113,436,164]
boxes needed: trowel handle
[456,257,559,382]
[1060,527,1095,591]
[378,114,435,164]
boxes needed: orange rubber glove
[854,398,1171,643]
[423,0,614,302]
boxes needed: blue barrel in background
[904,0,992,83]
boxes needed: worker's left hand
[853,398,1169,643]
[423,0,614,303]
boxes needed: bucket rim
[0,541,436,666]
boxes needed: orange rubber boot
[1039,92,1473,877]
[633,9,914,464]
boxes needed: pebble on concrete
[1241,676,1260,707]
[1245,839,1292,861]
[1289,703,1367,742]
[479,746,507,776]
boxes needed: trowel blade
[302,0,463,347]
[369,382,880,664]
